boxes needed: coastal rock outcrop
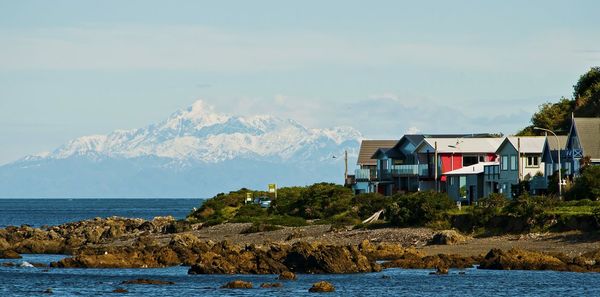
[479,248,568,271]
[278,271,297,280]
[221,280,253,289]
[0,249,22,259]
[381,250,479,270]
[308,281,335,293]
[0,216,192,255]
[188,241,382,274]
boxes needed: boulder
[382,251,477,270]
[221,280,253,289]
[0,250,22,259]
[429,230,469,245]
[277,271,297,280]
[479,248,567,271]
[308,281,335,293]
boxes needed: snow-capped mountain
[0,100,361,198]
[43,100,360,163]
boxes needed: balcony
[484,164,500,181]
[354,168,372,181]
[376,164,429,180]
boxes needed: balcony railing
[375,164,429,180]
[484,164,500,181]
[354,168,372,180]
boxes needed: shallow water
[1,254,599,296]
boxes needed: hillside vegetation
[188,181,600,235]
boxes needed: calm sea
[0,198,202,228]
[1,199,599,296]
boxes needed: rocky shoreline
[2,216,600,274]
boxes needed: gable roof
[497,136,546,154]
[445,161,499,175]
[371,148,392,159]
[573,117,600,159]
[416,137,504,154]
[546,135,568,151]
[357,140,397,165]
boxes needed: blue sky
[1,0,599,164]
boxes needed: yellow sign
[246,192,252,203]
[268,184,277,193]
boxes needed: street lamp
[533,127,562,198]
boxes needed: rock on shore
[479,248,600,272]
[188,241,382,274]
[0,250,22,259]
[0,216,184,255]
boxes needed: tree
[517,98,574,135]
[573,67,600,117]
[517,67,600,135]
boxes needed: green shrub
[503,195,547,230]
[265,215,307,227]
[351,193,393,220]
[467,193,510,228]
[386,191,455,227]
[235,204,267,218]
[565,165,600,201]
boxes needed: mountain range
[0,100,361,198]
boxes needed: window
[479,155,485,162]
[463,155,479,167]
[510,155,517,171]
[526,156,539,167]
[501,155,508,170]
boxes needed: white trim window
[526,155,540,168]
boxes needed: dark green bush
[565,165,600,201]
[467,193,510,228]
[351,193,393,220]
[503,195,548,230]
[386,191,455,227]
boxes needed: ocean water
[1,199,600,296]
[1,254,600,296]
[0,199,202,228]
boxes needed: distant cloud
[0,24,590,73]
[405,126,421,134]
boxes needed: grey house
[565,116,600,176]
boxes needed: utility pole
[517,137,521,182]
[344,150,348,181]
[434,141,438,192]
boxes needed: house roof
[444,161,499,176]
[357,140,397,165]
[546,135,568,151]
[371,148,392,159]
[416,137,504,154]
[573,117,600,159]
[501,136,547,154]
